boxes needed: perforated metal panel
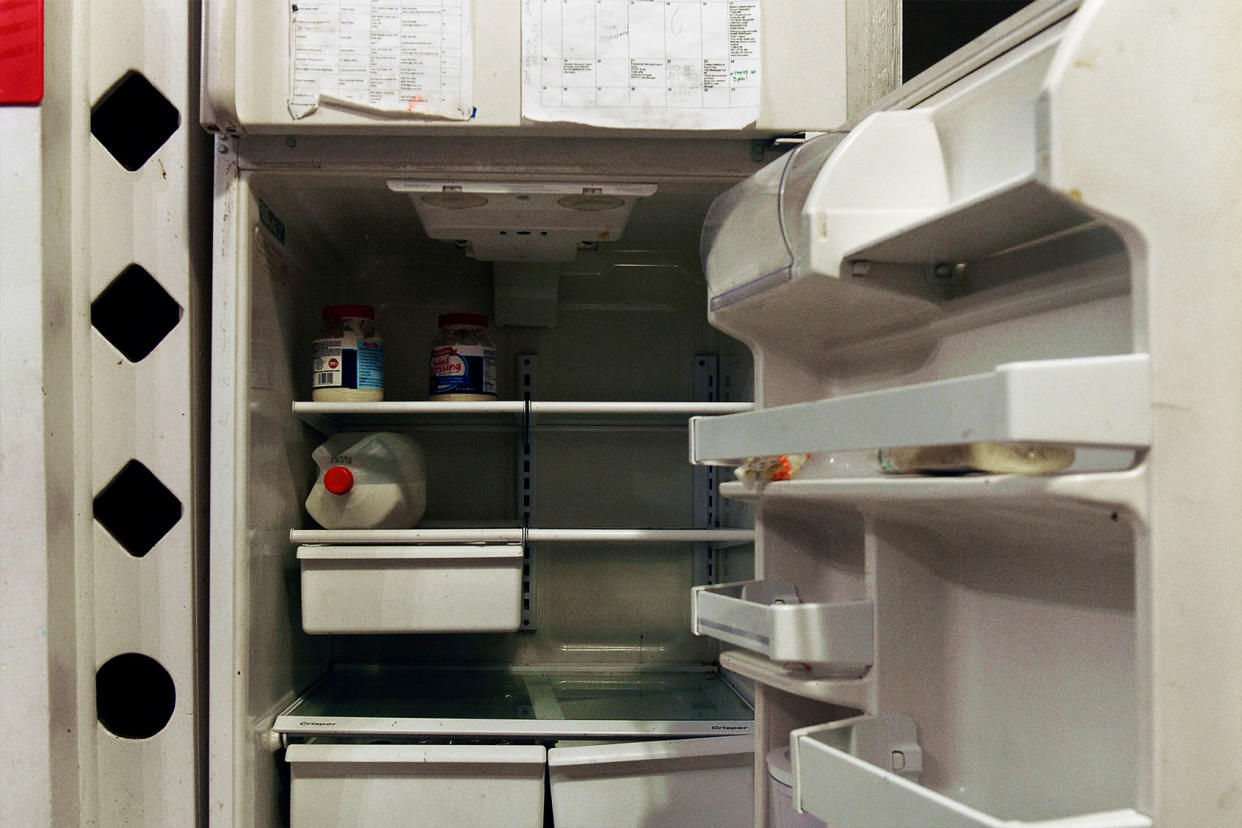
[36,0,207,823]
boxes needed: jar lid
[438,312,489,328]
[324,304,375,320]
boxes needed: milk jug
[305,432,427,529]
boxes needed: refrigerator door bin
[547,734,755,828]
[691,354,1150,466]
[791,716,1151,828]
[285,742,546,828]
[297,545,524,634]
[692,580,873,675]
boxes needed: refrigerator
[12,0,1242,825]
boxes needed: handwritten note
[521,0,761,129]
[289,1,473,121]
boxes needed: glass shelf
[293,400,753,435]
[274,664,755,739]
[290,527,756,546]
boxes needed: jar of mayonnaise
[312,305,384,402]
[428,313,497,401]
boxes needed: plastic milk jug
[305,432,427,530]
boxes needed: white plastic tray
[692,580,873,675]
[297,545,523,634]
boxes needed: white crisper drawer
[297,545,523,634]
[692,579,873,675]
[790,716,1152,828]
[287,742,546,828]
[548,735,754,828]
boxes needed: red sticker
[0,1,44,105]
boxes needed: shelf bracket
[693,356,721,586]
[518,355,537,630]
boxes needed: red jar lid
[438,312,489,328]
[324,304,375,320]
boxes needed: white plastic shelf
[719,468,1147,523]
[291,527,755,546]
[791,715,1151,828]
[692,580,873,675]
[293,400,753,435]
[717,650,873,710]
[840,176,1093,267]
[691,354,1150,465]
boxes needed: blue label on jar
[356,338,383,390]
[430,344,496,397]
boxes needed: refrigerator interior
[224,166,757,823]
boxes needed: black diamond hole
[91,264,182,362]
[97,653,176,739]
[93,460,182,557]
[90,71,180,171]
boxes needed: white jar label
[313,335,384,390]
[429,344,496,397]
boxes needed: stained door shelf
[692,580,873,674]
[691,354,1150,465]
[718,467,1147,523]
[293,400,754,435]
[717,650,873,711]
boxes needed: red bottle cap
[323,465,355,495]
[323,305,375,320]
[438,312,488,328]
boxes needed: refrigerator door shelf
[297,545,524,634]
[791,716,1151,828]
[717,650,873,710]
[692,580,873,675]
[717,467,1148,529]
[292,399,754,436]
[690,354,1151,466]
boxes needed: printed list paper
[522,0,761,129]
[290,1,473,121]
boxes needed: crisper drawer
[286,742,546,828]
[548,735,754,828]
[692,579,873,675]
[297,545,523,634]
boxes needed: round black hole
[96,653,176,739]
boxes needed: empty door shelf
[548,734,754,828]
[791,716,1151,828]
[692,580,873,675]
[297,545,523,634]
[287,742,546,828]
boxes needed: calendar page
[521,0,761,129]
